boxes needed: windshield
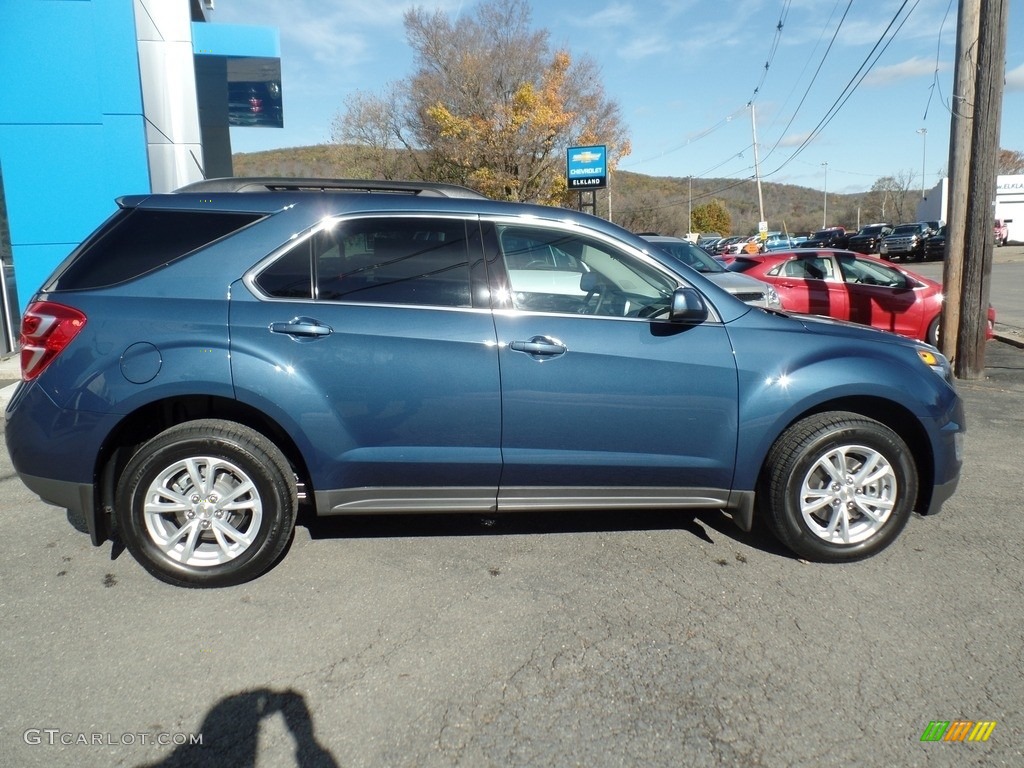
[648,240,725,274]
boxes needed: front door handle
[270,317,333,337]
[509,336,566,357]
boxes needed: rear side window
[257,217,473,308]
[47,208,262,290]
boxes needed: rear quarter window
[46,208,263,290]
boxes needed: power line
[759,0,854,166]
[621,0,795,174]
[762,0,921,179]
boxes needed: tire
[926,316,940,347]
[758,412,918,562]
[115,420,297,587]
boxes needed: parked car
[639,235,781,309]
[6,178,965,586]
[924,226,946,261]
[708,235,747,256]
[879,222,932,262]
[994,219,1008,246]
[697,233,722,250]
[730,248,948,345]
[846,223,893,254]
[730,248,995,344]
[804,227,848,249]
[718,235,760,258]
[762,232,799,251]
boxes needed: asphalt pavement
[2,323,1023,767]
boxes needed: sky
[211,0,1024,196]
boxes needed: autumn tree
[332,86,412,180]
[998,148,1024,174]
[332,0,630,204]
[862,171,917,224]
[691,200,731,236]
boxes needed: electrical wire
[763,0,922,179]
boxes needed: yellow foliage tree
[335,0,630,205]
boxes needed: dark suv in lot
[846,223,893,254]
[880,222,936,262]
[803,227,848,249]
[6,178,965,587]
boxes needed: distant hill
[232,144,868,237]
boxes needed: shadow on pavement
[138,688,338,768]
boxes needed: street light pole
[821,162,828,227]
[916,128,928,198]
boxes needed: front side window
[837,255,908,288]
[496,224,676,317]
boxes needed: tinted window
[258,217,474,307]
[255,241,313,299]
[48,208,262,290]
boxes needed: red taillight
[20,301,87,381]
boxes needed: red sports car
[729,249,993,345]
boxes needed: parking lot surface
[1,338,1022,767]
[2,249,1023,766]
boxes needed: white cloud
[1006,63,1024,92]
[617,35,674,61]
[863,56,941,87]
[778,131,813,148]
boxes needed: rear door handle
[270,317,333,337]
[510,337,566,357]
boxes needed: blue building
[0,0,282,353]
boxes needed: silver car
[640,235,781,309]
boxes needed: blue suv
[5,178,965,587]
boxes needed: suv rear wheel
[115,420,296,587]
[759,412,917,562]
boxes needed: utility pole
[942,0,1007,378]
[750,104,765,227]
[821,162,828,227]
[916,128,927,198]
[688,175,692,235]
[941,0,977,363]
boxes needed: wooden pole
[940,0,978,362]
[953,0,1007,378]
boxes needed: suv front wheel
[759,412,918,562]
[115,420,297,588]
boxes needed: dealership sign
[567,145,607,189]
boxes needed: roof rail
[174,177,488,199]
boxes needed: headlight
[917,347,953,381]
[764,284,782,309]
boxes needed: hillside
[231,144,870,238]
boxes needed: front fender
[727,322,960,492]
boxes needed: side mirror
[669,287,709,323]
